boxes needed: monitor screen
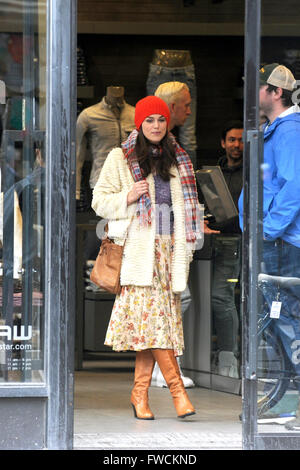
[196,166,238,223]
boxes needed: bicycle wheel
[257,326,291,416]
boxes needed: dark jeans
[262,240,300,388]
[211,235,241,355]
[146,63,197,169]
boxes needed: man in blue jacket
[239,63,300,427]
[259,64,300,245]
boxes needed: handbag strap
[104,215,134,246]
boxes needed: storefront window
[256,37,300,436]
[242,0,300,449]
[0,0,46,383]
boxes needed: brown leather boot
[131,349,155,420]
[152,349,196,418]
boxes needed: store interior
[74,31,245,449]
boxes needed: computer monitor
[196,166,238,223]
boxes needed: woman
[92,96,201,420]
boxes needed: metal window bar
[242,0,262,450]
[45,0,77,450]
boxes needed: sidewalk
[73,354,242,450]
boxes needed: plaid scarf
[122,129,199,243]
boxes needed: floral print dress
[104,175,184,357]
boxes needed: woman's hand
[127,180,149,206]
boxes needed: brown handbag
[90,235,124,295]
[90,219,129,295]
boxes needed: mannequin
[151,49,193,68]
[146,49,197,169]
[105,86,125,103]
[105,86,125,119]
[76,85,135,202]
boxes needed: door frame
[242,0,262,450]
[45,0,77,449]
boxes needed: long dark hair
[135,129,178,181]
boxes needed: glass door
[0,0,76,449]
[242,0,300,450]
[0,0,46,385]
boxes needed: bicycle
[257,273,300,416]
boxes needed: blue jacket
[239,112,300,247]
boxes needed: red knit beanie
[134,96,170,130]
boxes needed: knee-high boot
[131,349,155,420]
[151,349,196,418]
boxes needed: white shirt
[264,104,300,132]
[278,103,300,118]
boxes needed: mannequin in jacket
[76,85,135,204]
[105,85,125,118]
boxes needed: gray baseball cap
[260,63,296,91]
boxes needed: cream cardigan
[91,147,195,293]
